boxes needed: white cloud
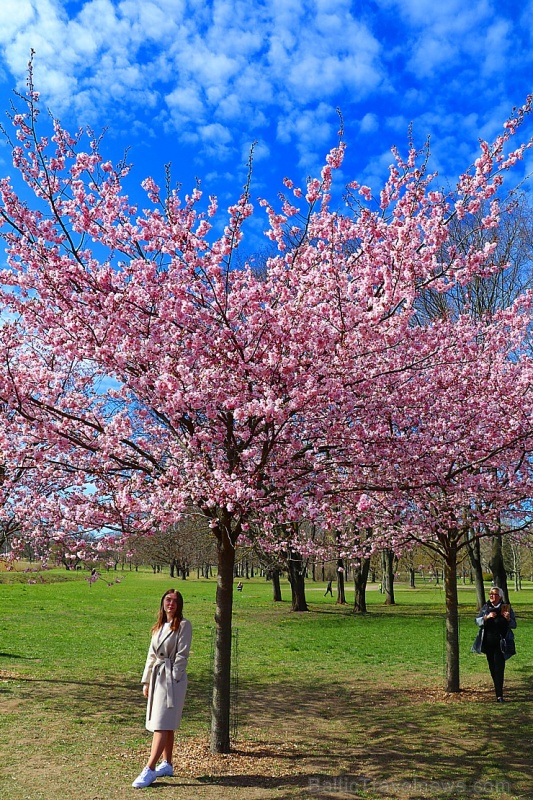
[376,0,487,26]
[199,122,232,144]
[480,19,513,76]
[242,139,270,164]
[0,0,530,193]
[408,36,456,79]
[197,121,234,158]
[276,103,337,172]
[0,0,383,155]
[165,85,205,121]
[380,0,519,87]
[0,0,35,40]
[360,113,379,134]
[266,5,383,103]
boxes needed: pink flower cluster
[0,87,532,567]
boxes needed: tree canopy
[1,78,533,748]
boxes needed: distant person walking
[324,579,333,597]
[132,589,192,788]
[472,586,516,703]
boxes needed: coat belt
[147,656,174,720]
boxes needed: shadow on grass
[0,669,214,731]
[0,674,146,726]
[196,774,309,790]
[2,668,532,798]
[224,674,532,799]
[0,651,35,659]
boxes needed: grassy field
[1,567,532,800]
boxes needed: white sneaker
[132,766,157,788]
[155,760,174,778]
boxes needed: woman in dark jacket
[474,586,516,703]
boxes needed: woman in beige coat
[132,589,192,789]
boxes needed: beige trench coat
[141,618,192,732]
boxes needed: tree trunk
[409,567,416,588]
[466,533,485,609]
[271,568,282,601]
[443,540,460,693]
[489,533,509,601]
[353,557,370,613]
[210,531,236,754]
[381,549,395,605]
[336,558,346,605]
[287,550,308,611]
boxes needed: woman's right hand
[143,684,149,698]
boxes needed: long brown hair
[151,589,184,634]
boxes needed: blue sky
[0,0,532,251]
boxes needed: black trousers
[485,648,506,698]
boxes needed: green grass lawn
[1,568,532,800]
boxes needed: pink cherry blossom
[1,82,533,745]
